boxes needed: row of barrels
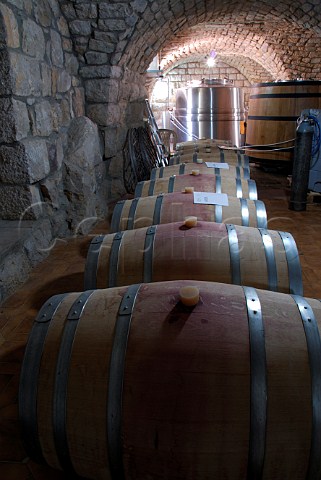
[19,139,321,480]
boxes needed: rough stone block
[40,170,63,207]
[104,152,122,175]
[87,38,114,53]
[74,36,89,54]
[74,3,97,19]
[57,15,70,37]
[109,176,126,201]
[85,51,108,65]
[50,28,64,67]
[72,87,85,117]
[0,249,31,301]
[51,67,58,95]
[8,0,32,15]
[62,37,73,52]
[60,3,76,20]
[94,30,117,43]
[21,137,50,182]
[0,48,13,95]
[85,78,119,102]
[65,53,79,75]
[22,18,46,59]
[58,116,107,234]
[87,103,121,127]
[49,209,69,238]
[0,3,20,48]
[12,98,30,140]
[41,63,52,96]
[9,51,42,96]
[131,0,147,13]
[103,126,125,158]
[0,97,15,143]
[99,3,128,18]
[34,0,52,26]
[0,143,29,184]
[60,97,71,126]
[79,65,112,78]
[98,19,127,31]
[24,218,53,266]
[0,184,43,220]
[34,100,53,136]
[57,69,72,92]
[65,116,103,170]
[56,134,65,169]
[69,19,91,36]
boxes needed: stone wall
[1,0,321,222]
[0,0,107,237]
[57,0,321,199]
[59,0,148,200]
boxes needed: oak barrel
[150,163,250,180]
[134,174,257,199]
[170,149,249,167]
[168,148,249,168]
[19,280,321,479]
[84,221,302,294]
[176,138,232,150]
[246,80,321,162]
[110,192,267,232]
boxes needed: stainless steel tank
[173,79,245,146]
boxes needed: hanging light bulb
[207,50,217,67]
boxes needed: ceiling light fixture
[207,50,217,67]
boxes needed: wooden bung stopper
[179,285,200,306]
[184,216,198,228]
[196,158,203,164]
[184,186,194,193]
[191,169,200,175]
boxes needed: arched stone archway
[57,0,321,192]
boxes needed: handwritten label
[193,192,229,206]
[205,162,230,169]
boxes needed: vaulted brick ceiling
[121,0,321,82]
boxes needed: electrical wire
[219,138,295,151]
[238,146,295,153]
[241,138,296,148]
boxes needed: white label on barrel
[193,192,229,206]
[205,162,230,169]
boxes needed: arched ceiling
[157,52,273,87]
[121,0,321,81]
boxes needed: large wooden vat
[150,163,250,180]
[134,174,257,199]
[19,280,321,479]
[110,192,267,232]
[246,80,321,162]
[84,221,302,294]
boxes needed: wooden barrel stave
[150,163,250,180]
[19,280,321,479]
[134,174,257,200]
[110,193,267,232]
[176,138,232,149]
[170,150,249,167]
[84,221,302,294]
